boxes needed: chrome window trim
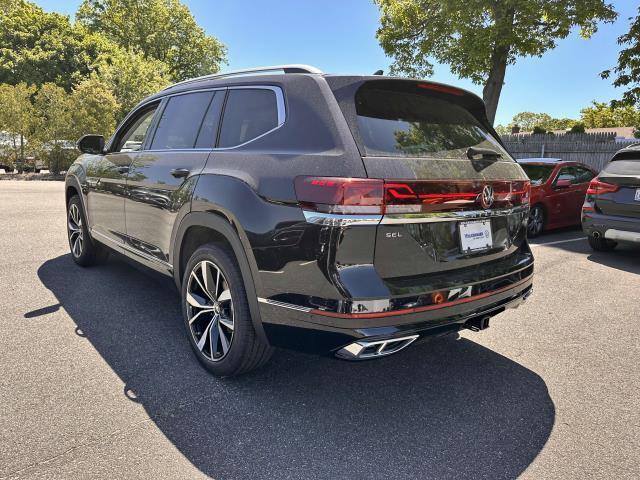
[380,205,529,224]
[302,211,382,226]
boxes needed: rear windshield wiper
[466,147,502,160]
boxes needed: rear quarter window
[218,89,279,148]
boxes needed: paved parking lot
[1,180,638,479]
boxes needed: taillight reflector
[586,178,619,195]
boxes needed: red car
[517,158,598,237]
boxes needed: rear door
[337,80,531,280]
[124,89,225,266]
[596,157,640,218]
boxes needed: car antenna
[373,69,383,75]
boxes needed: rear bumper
[582,211,640,242]
[259,275,533,356]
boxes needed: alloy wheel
[68,203,84,258]
[186,260,235,361]
[528,207,543,236]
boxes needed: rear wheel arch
[173,212,267,342]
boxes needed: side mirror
[77,134,105,155]
[555,179,572,189]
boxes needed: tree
[580,101,640,128]
[569,122,586,133]
[70,77,120,141]
[374,0,617,124]
[31,84,73,173]
[77,0,227,81]
[93,48,171,121]
[0,83,36,169]
[0,0,113,91]
[602,6,640,107]
[511,112,553,132]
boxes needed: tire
[181,243,273,377]
[67,195,109,266]
[587,233,617,252]
[527,205,544,238]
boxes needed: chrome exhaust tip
[335,335,419,360]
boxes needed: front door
[86,104,159,246]
[549,166,579,225]
[124,90,225,267]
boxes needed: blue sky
[36,0,637,125]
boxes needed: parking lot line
[530,237,586,247]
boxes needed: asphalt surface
[0,180,638,480]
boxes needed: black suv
[66,65,534,376]
[582,144,640,250]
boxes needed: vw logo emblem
[479,185,494,209]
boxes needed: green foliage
[92,48,170,120]
[31,84,73,173]
[580,101,640,128]
[532,125,547,134]
[512,112,553,132]
[601,6,640,107]
[374,0,617,124]
[0,83,36,169]
[70,77,120,140]
[507,111,578,132]
[77,0,227,81]
[569,122,586,133]
[0,0,113,91]
[494,124,511,135]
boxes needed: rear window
[604,155,640,175]
[520,164,555,185]
[355,85,508,159]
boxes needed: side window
[150,91,215,150]
[574,167,595,184]
[555,167,576,185]
[195,91,225,148]
[116,106,158,152]
[218,89,279,148]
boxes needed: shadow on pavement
[37,254,555,480]
[587,244,640,275]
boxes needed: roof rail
[164,64,323,90]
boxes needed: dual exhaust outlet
[335,316,491,360]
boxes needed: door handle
[116,166,129,174]
[170,168,190,178]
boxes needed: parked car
[65,65,534,377]
[517,158,597,237]
[582,145,640,251]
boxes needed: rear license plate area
[459,220,493,253]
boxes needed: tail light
[586,178,619,196]
[295,177,530,215]
[294,177,384,214]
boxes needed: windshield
[355,86,508,159]
[520,164,555,185]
